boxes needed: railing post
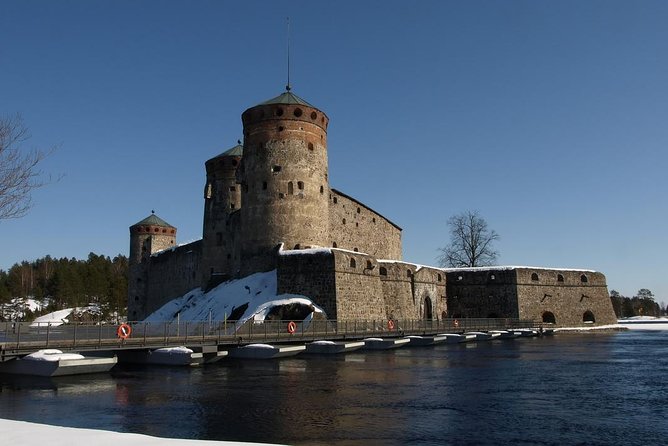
[185,322,189,343]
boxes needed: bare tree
[0,114,52,219]
[437,210,500,267]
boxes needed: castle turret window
[272,165,281,173]
[350,258,356,268]
[531,273,539,281]
[557,274,564,282]
[294,108,302,117]
[379,267,387,276]
[308,143,314,151]
[288,182,294,195]
[297,181,304,190]
[581,274,588,283]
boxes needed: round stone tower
[201,143,243,287]
[128,212,176,320]
[239,90,330,273]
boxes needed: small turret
[128,212,176,320]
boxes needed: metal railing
[0,318,540,361]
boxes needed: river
[1,331,667,445]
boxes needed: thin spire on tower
[286,17,291,92]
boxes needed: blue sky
[1,1,667,303]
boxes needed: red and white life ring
[287,321,297,334]
[388,319,395,330]
[117,323,132,339]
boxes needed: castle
[128,90,616,327]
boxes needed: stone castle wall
[445,267,616,326]
[379,261,446,321]
[328,189,402,260]
[514,269,616,326]
[142,240,202,319]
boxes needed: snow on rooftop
[151,239,201,257]
[441,265,598,273]
[30,309,73,327]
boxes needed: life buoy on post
[453,319,460,329]
[287,321,297,334]
[117,323,132,339]
[388,319,395,330]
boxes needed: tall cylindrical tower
[239,91,330,273]
[201,143,242,287]
[128,213,176,320]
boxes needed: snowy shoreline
[0,419,284,446]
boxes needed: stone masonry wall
[143,240,202,319]
[379,261,446,321]
[332,250,386,322]
[276,249,337,319]
[445,269,520,319]
[328,189,402,260]
[514,268,616,327]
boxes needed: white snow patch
[243,344,275,350]
[0,418,283,446]
[311,340,336,345]
[442,265,598,273]
[143,270,326,327]
[30,309,73,327]
[153,346,194,354]
[24,349,85,362]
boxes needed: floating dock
[0,349,117,377]
[305,340,365,354]
[228,343,306,359]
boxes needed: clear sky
[1,1,667,303]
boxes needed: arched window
[379,267,387,276]
[297,181,304,190]
[366,260,373,270]
[332,242,337,248]
[557,274,564,282]
[350,258,356,268]
[580,274,588,283]
[583,310,595,323]
[288,182,294,195]
[542,311,556,324]
[531,273,539,281]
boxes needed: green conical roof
[221,143,243,157]
[259,91,313,107]
[132,213,174,228]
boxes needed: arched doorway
[423,296,433,320]
[542,311,556,324]
[583,310,595,323]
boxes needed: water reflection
[1,333,667,445]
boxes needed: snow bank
[143,270,326,324]
[30,309,73,327]
[24,350,85,362]
[0,418,283,446]
[153,346,194,354]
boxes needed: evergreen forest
[0,253,128,322]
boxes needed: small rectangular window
[229,186,236,192]
[272,165,282,173]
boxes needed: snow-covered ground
[0,419,282,446]
[144,270,325,324]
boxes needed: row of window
[134,226,175,235]
[531,272,588,283]
[542,310,596,324]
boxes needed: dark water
[1,331,667,446]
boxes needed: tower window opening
[272,165,282,173]
[230,203,235,209]
[333,242,337,248]
[171,230,175,234]
[357,207,361,214]
[379,267,387,276]
[162,229,166,233]
[310,111,317,120]
[231,159,238,166]
[353,248,358,252]
[308,142,314,151]
[557,274,564,282]
[333,197,338,204]
[580,274,588,283]
[294,108,303,117]
[320,185,324,194]
[288,182,294,195]
[278,126,284,132]
[531,273,539,281]
[342,218,346,225]
[407,270,412,278]
[366,260,373,270]
[229,186,236,192]
[262,181,267,190]
[297,181,304,190]
[350,258,356,268]
[276,107,284,116]
[372,217,376,223]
